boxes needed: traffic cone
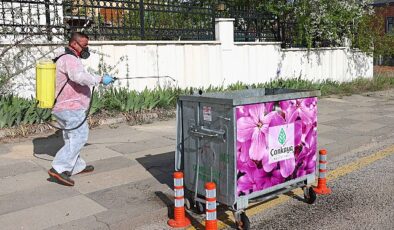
[168,171,191,228]
[205,182,217,230]
[314,149,332,195]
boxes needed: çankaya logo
[278,128,286,145]
[268,124,295,163]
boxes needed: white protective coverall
[51,50,100,175]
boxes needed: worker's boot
[48,168,74,186]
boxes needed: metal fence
[0,0,280,42]
[63,0,216,40]
[0,0,64,40]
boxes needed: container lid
[179,88,321,106]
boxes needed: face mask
[80,46,90,59]
[75,40,90,59]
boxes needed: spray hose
[35,86,95,131]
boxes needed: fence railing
[0,0,282,42]
[0,0,64,41]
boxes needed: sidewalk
[0,89,393,230]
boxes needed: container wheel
[304,186,317,204]
[236,212,250,230]
[195,200,205,214]
[185,197,192,211]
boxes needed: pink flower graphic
[279,97,317,124]
[259,167,285,190]
[236,103,278,163]
[236,98,317,196]
[237,141,256,173]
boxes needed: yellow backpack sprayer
[36,59,56,109]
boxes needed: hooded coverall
[51,51,100,175]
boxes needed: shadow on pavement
[32,130,64,160]
[137,152,235,229]
[136,151,175,188]
[284,190,308,203]
[155,191,205,229]
[138,153,207,228]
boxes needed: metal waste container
[175,88,320,228]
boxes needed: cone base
[167,218,191,229]
[314,186,332,195]
[205,220,218,230]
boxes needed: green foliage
[0,96,51,128]
[257,0,373,49]
[1,75,394,128]
[88,86,183,115]
[352,13,394,57]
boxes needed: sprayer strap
[52,53,67,63]
[52,53,71,105]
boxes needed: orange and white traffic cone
[205,182,217,230]
[168,171,191,229]
[314,149,332,195]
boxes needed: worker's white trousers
[52,110,87,175]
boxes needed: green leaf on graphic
[278,128,286,145]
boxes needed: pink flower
[259,167,285,190]
[236,103,278,162]
[237,167,265,195]
[236,106,250,118]
[279,97,317,124]
[237,141,256,172]
[295,124,317,177]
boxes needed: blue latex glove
[102,74,115,86]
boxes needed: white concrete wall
[2,19,373,98]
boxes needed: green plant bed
[1,75,393,130]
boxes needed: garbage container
[175,88,320,228]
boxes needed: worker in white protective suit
[48,32,115,186]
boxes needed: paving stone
[124,145,175,160]
[30,157,52,170]
[0,161,42,179]
[109,137,174,155]
[0,144,35,160]
[88,124,152,144]
[133,120,176,135]
[0,157,23,167]
[74,156,136,177]
[0,171,49,196]
[0,184,79,216]
[0,195,106,230]
[86,178,170,210]
[73,165,153,194]
[81,145,123,163]
[0,145,11,155]
[43,215,109,230]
